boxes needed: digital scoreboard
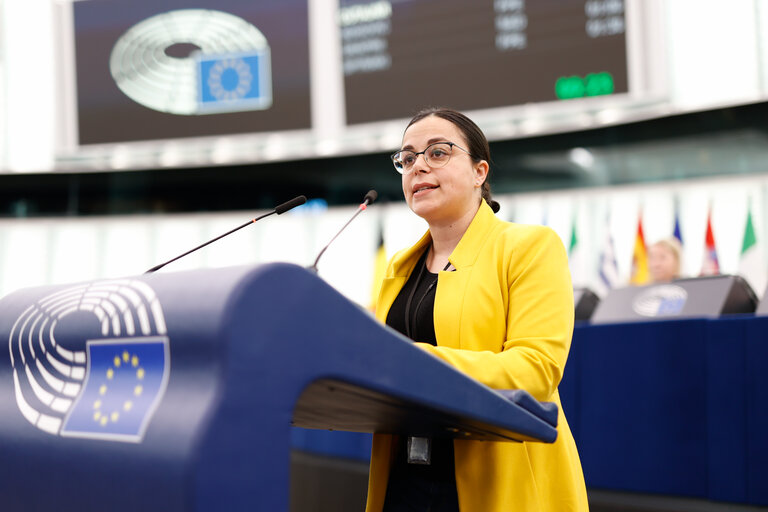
[340,0,628,124]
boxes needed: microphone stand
[310,190,377,272]
[145,195,306,274]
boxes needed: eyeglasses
[391,142,473,174]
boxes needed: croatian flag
[700,207,719,276]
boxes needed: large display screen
[74,0,311,145]
[340,0,628,124]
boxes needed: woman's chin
[408,201,439,221]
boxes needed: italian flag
[568,212,586,287]
[738,206,766,296]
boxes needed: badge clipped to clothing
[407,436,432,465]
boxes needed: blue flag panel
[61,337,169,441]
[198,51,272,112]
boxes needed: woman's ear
[474,160,489,187]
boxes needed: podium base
[290,451,367,512]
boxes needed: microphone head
[275,195,307,215]
[363,190,378,205]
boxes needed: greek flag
[597,215,620,296]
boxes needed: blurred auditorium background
[2,0,768,510]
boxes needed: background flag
[568,211,586,286]
[369,222,387,311]
[738,204,766,295]
[700,207,720,276]
[629,214,649,285]
[569,217,578,255]
[597,214,620,295]
[673,200,683,244]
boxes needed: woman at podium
[367,108,588,511]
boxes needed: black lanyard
[403,248,452,340]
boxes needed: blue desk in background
[560,317,768,506]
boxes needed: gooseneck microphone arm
[144,195,307,274]
[311,190,377,272]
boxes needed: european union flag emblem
[61,337,169,442]
[197,50,272,113]
[657,297,686,316]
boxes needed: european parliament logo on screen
[197,51,273,113]
[7,279,171,443]
[109,9,273,116]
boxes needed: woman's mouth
[413,184,439,196]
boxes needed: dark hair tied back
[406,107,500,214]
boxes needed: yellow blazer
[366,201,588,512]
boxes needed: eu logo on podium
[61,337,169,442]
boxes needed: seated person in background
[648,238,682,283]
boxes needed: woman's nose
[411,153,430,174]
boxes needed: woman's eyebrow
[401,137,450,151]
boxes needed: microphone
[310,190,377,272]
[362,189,377,206]
[275,195,306,214]
[144,195,307,274]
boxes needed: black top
[385,247,458,486]
[386,248,439,346]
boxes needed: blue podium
[0,263,557,511]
